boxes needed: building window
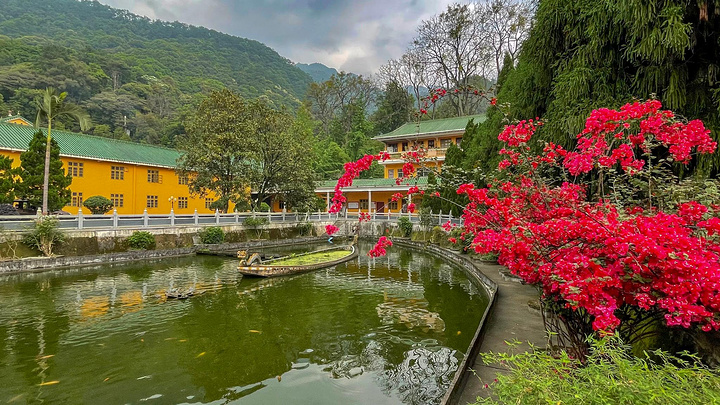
[398,169,403,178]
[178,197,188,209]
[146,195,158,208]
[68,162,83,177]
[178,174,189,185]
[428,139,435,148]
[205,198,213,209]
[110,193,124,208]
[388,169,395,179]
[388,199,399,211]
[441,138,452,148]
[111,166,125,180]
[71,192,83,207]
[147,170,159,183]
[359,199,369,210]
[455,137,462,146]
[388,144,398,152]
[402,142,408,151]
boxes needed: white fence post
[215,209,220,225]
[439,209,443,225]
[143,209,148,228]
[267,211,272,223]
[193,209,198,225]
[77,208,84,230]
[235,211,239,223]
[112,208,118,229]
[170,209,175,227]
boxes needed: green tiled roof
[0,122,181,168]
[373,114,485,140]
[316,176,429,190]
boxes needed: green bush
[200,226,225,244]
[244,216,269,239]
[258,202,271,212]
[475,338,720,405]
[233,199,251,212]
[23,216,64,256]
[83,195,114,214]
[127,231,155,250]
[296,222,313,236]
[243,217,269,227]
[397,216,413,237]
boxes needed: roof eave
[372,128,466,142]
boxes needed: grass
[267,250,351,266]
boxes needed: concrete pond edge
[0,236,327,274]
[391,239,498,405]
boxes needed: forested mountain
[296,63,339,83]
[0,0,314,146]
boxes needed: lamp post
[168,196,176,211]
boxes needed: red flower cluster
[358,212,371,222]
[368,236,393,257]
[325,224,339,236]
[564,100,716,176]
[329,152,389,213]
[459,100,720,332]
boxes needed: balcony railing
[383,148,448,161]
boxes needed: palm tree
[35,87,91,214]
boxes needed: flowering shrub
[325,224,339,236]
[330,99,720,343]
[461,100,719,334]
[368,236,392,257]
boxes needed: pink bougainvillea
[325,224,339,236]
[329,99,720,334]
[368,236,393,258]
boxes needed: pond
[0,242,489,404]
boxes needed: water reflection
[0,243,488,404]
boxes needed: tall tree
[177,89,251,212]
[0,156,16,204]
[477,0,535,74]
[18,131,72,212]
[372,81,414,135]
[305,72,377,137]
[243,99,317,209]
[34,87,90,214]
[470,0,720,176]
[413,4,494,116]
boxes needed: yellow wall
[0,150,224,215]
[7,118,31,126]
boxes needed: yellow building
[0,117,220,215]
[315,115,485,213]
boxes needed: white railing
[0,209,463,232]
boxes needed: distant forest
[0,0,314,146]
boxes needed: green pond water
[0,243,488,404]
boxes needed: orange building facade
[0,116,222,215]
[315,115,485,213]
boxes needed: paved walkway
[456,260,546,405]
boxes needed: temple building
[315,115,484,213]
[0,117,221,215]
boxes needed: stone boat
[238,244,358,278]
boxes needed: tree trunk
[42,121,52,215]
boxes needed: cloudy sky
[99,0,456,76]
